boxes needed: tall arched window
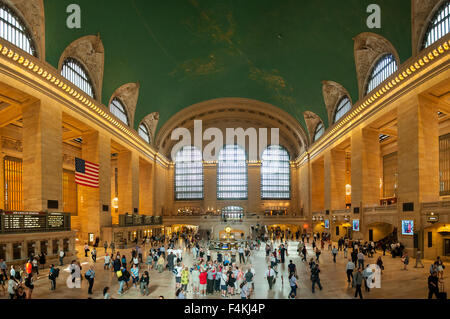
[138,123,151,144]
[261,145,290,199]
[365,54,398,95]
[422,1,450,49]
[61,58,95,98]
[333,97,352,123]
[313,122,325,142]
[217,145,247,200]
[0,2,37,56]
[174,146,203,200]
[221,206,244,220]
[109,98,129,126]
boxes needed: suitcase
[438,282,447,300]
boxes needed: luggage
[438,282,447,300]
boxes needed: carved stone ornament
[303,111,323,144]
[353,32,400,99]
[7,0,45,59]
[322,80,352,125]
[58,35,105,102]
[412,0,444,55]
[109,83,140,128]
[140,112,160,145]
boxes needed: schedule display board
[0,211,70,234]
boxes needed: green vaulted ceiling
[44,0,412,133]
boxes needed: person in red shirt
[25,260,32,276]
[199,270,207,296]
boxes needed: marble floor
[2,241,448,299]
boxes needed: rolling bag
[438,282,447,300]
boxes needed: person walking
[414,250,424,268]
[265,265,276,290]
[58,249,65,266]
[346,259,355,286]
[311,263,322,293]
[363,265,372,292]
[139,271,150,296]
[85,265,95,295]
[103,241,108,254]
[91,247,97,263]
[357,251,364,269]
[332,246,338,263]
[131,264,139,288]
[289,272,298,298]
[110,242,115,255]
[48,264,58,291]
[401,252,409,270]
[353,268,363,299]
[84,243,90,257]
[315,247,321,263]
[181,266,190,292]
[428,271,440,299]
[240,281,250,299]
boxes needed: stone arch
[303,111,324,145]
[156,98,308,160]
[412,0,447,56]
[58,35,105,102]
[322,80,353,126]
[139,112,159,146]
[353,32,400,100]
[108,82,140,128]
[3,0,45,60]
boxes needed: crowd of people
[0,229,447,300]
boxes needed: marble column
[78,131,112,241]
[22,100,62,211]
[324,149,347,212]
[118,150,139,215]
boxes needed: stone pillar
[0,142,4,210]
[5,243,12,261]
[35,241,41,255]
[118,150,139,215]
[78,131,112,242]
[351,127,381,209]
[139,159,152,215]
[248,164,260,213]
[397,95,439,206]
[397,96,439,252]
[299,162,311,218]
[204,164,217,214]
[22,100,62,211]
[324,149,347,211]
[311,158,324,213]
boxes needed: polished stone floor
[2,241,448,299]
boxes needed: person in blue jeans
[311,264,323,293]
[289,273,298,298]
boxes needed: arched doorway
[366,222,396,243]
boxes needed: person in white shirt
[174,263,183,289]
[104,253,111,270]
[265,266,276,290]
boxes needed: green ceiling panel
[44,0,412,133]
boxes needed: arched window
[109,98,129,126]
[365,54,398,95]
[261,145,290,199]
[333,97,352,123]
[174,146,203,200]
[61,58,95,98]
[138,123,151,144]
[313,122,325,142]
[0,2,36,56]
[422,1,450,49]
[221,206,244,220]
[217,145,247,200]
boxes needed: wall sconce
[112,197,119,209]
[332,216,337,222]
[312,216,316,222]
[345,184,352,196]
[319,216,324,221]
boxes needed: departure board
[0,211,70,233]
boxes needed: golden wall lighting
[12,53,19,61]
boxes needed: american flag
[75,158,99,188]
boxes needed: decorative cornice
[0,38,171,167]
[295,36,450,166]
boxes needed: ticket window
[63,238,69,252]
[52,239,59,255]
[27,241,35,258]
[0,244,6,260]
[40,241,48,255]
[13,243,22,260]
